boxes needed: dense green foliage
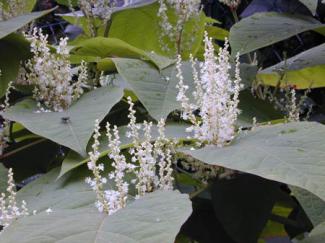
[1,0,325,242]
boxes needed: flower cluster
[287,88,300,122]
[176,32,242,147]
[126,97,174,195]
[21,28,87,112]
[0,168,29,230]
[0,0,26,21]
[157,0,201,54]
[86,97,175,214]
[219,0,241,9]
[78,0,117,36]
[0,78,14,156]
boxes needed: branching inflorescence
[0,76,14,156]
[157,0,201,55]
[0,168,29,230]
[86,97,175,214]
[19,28,88,112]
[176,32,242,147]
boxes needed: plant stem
[104,19,112,37]
[0,138,46,160]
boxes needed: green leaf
[180,198,237,242]
[180,122,325,202]
[2,192,190,243]
[258,43,325,89]
[291,186,325,227]
[205,25,229,41]
[108,2,206,58]
[211,174,285,243]
[299,0,318,15]
[0,33,31,97]
[1,167,191,243]
[1,86,124,156]
[58,124,189,178]
[113,58,194,120]
[229,12,324,55]
[71,37,174,70]
[0,8,55,39]
[0,164,8,193]
[238,90,283,127]
[15,167,97,212]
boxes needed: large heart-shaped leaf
[1,86,124,156]
[180,122,325,202]
[0,165,192,243]
[0,8,55,39]
[1,175,191,243]
[258,43,325,89]
[229,12,324,55]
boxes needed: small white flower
[21,28,87,112]
[176,32,241,147]
[157,0,201,54]
[45,208,53,215]
[219,0,241,9]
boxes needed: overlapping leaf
[1,86,123,156]
[0,167,191,243]
[108,2,206,58]
[71,37,174,71]
[258,43,325,89]
[180,122,325,202]
[230,12,324,55]
[0,8,55,39]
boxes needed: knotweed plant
[157,0,201,55]
[0,168,29,230]
[0,79,14,156]
[86,98,175,214]
[20,28,88,112]
[176,32,241,147]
